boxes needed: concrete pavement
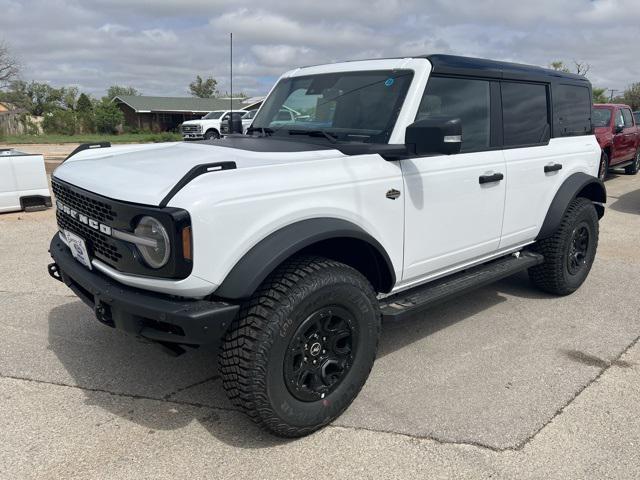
[0,170,638,479]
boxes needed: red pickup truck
[593,104,640,179]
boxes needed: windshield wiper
[246,126,274,137]
[288,129,338,143]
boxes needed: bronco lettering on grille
[56,200,112,236]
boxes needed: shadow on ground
[609,187,640,215]
[48,271,552,448]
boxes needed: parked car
[592,104,640,178]
[180,109,247,140]
[48,54,604,437]
[634,111,640,125]
[0,148,51,213]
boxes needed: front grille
[52,179,124,266]
[56,210,123,263]
[52,181,117,223]
[181,124,201,134]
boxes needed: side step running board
[380,252,544,321]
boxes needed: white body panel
[181,110,247,139]
[401,151,506,280]
[51,57,602,299]
[0,151,50,213]
[500,137,601,249]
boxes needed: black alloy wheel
[284,306,357,402]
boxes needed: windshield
[203,111,224,120]
[252,70,414,143]
[592,108,612,127]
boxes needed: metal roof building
[112,95,263,132]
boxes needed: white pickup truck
[0,148,51,213]
[48,54,604,437]
[181,109,248,140]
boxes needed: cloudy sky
[1,0,639,98]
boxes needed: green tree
[550,61,570,73]
[621,83,640,110]
[189,75,218,98]
[106,85,140,100]
[76,92,93,113]
[0,80,64,115]
[94,99,124,133]
[63,86,79,110]
[42,109,77,135]
[592,87,608,104]
[549,60,590,76]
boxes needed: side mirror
[405,117,462,156]
[228,114,243,134]
[615,124,625,134]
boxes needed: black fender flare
[214,218,396,300]
[537,172,606,240]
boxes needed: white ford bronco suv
[48,55,604,437]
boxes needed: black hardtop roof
[423,54,590,84]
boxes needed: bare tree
[0,41,20,89]
[573,60,591,76]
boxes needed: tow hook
[47,262,63,282]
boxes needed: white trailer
[0,148,51,213]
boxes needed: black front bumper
[49,234,239,346]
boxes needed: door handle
[544,163,563,173]
[478,173,504,184]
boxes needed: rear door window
[501,82,550,147]
[554,84,592,136]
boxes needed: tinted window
[501,82,549,146]
[622,109,634,127]
[592,108,612,127]
[416,77,490,152]
[555,84,591,136]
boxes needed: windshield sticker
[384,78,395,87]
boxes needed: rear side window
[555,84,592,136]
[622,109,634,127]
[592,108,612,127]
[501,82,549,146]
[416,77,491,152]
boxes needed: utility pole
[608,89,618,101]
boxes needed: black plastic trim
[215,218,396,300]
[537,173,606,240]
[159,161,237,208]
[64,142,111,162]
[49,234,239,346]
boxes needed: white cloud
[0,0,638,98]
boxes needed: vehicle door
[500,81,578,249]
[611,108,628,164]
[402,76,506,280]
[621,107,637,160]
[0,152,19,211]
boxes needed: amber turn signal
[182,226,192,261]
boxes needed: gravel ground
[0,170,638,479]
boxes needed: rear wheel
[624,148,640,175]
[219,256,380,437]
[528,197,599,295]
[598,151,609,181]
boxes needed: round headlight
[134,216,170,269]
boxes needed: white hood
[53,141,341,206]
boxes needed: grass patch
[1,132,182,144]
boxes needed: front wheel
[219,256,380,437]
[204,129,220,140]
[528,197,599,295]
[625,148,640,175]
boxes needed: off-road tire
[204,129,219,140]
[624,148,640,175]
[219,256,381,437]
[528,197,599,295]
[598,151,609,181]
